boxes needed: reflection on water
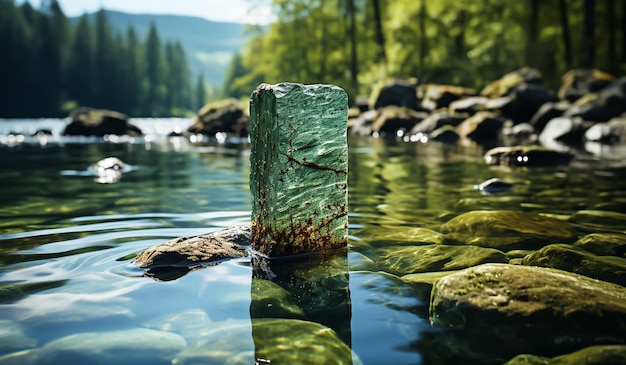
[0,128,625,364]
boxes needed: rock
[584,115,626,143]
[522,243,626,286]
[348,109,378,136]
[188,98,249,137]
[430,263,626,361]
[429,124,460,143]
[530,100,570,133]
[417,84,475,110]
[490,83,559,124]
[1,328,187,365]
[564,77,626,122]
[371,106,427,137]
[400,271,458,300]
[539,116,590,145]
[502,122,536,144]
[356,226,443,246]
[456,111,505,142]
[558,68,615,102]
[409,111,468,135]
[370,78,420,110]
[575,233,626,257]
[484,145,574,167]
[481,67,543,98]
[449,96,489,114]
[249,83,348,256]
[473,177,513,194]
[569,209,626,230]
[504,345,626,365]
[132,225,250,281]
[375,244,507,275]
[441,210,578,250]
[63,107,142,136]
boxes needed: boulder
[348,109,378,136]
[539,116,590,145]
[430,263,626,362]
[449,96,489,114]
[370,78,420,110]
[484,145,574,167]
[456,111,505,142]
[575,233,626,257]
[375,244,508,275]
[522,243,626,286]
[481,67,543,98]
[558,68,615,102]
[564,77,626,122]
[371,106,427,137]
[530,100,570,133]
[584,115,626,143]
[569,209,626,230]
[504,345,626,365]
[417,84,475,110]
[188,98,249,137]
[409,111,468,135]
[63,107,142,136]
[429,125,460,143]
[441,210,578,250]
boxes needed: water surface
[1,119,625,364]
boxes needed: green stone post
[249,83,349,257]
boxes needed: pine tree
[67,14,95,108]
[143,22,167,116]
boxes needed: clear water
[0,119,625,364]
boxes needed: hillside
[74,10,257,87]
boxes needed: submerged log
[249,83,349,257]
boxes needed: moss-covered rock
[575,233,626,257]
[569,210,626,230]
[441,210,578,250]
[250,278,305,319]
[522,243,626,286]
[355,226,443,247]
[504,345,626,365]
[429,263,626,362]
[188,98,249,137]
[401,271,458,300]
[375,244,507,275]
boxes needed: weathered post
[249,83,349,256]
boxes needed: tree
[67,14,95,108]
[581,0,595,68]
[143,22,167,116]
[195,73,207,110]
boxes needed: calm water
[1,119,625,364]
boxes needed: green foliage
[0,1,195,117]
[234,0,626,101]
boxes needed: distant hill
[73,10,258,88]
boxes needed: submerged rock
[522,243,626,286]
[504,345,626,365]
[0,328,187,365]
[441,210,578,250]
[473,177,513,194]
[429,263,626,361]
[569,209,626,230]
[484,145,574,167]
[250,279,305,320]
[132,225,250,281]
[375,244,507,275]
[575,233,626,257]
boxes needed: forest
[225,0,626,102]
[2,0,624,118]
[0,0,203,118]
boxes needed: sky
[22,0,275,24]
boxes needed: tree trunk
[455,10,466,59]
[607,0,616,72]
[347,0,358,93]
[371,0,387,65]
[581,0,595,68]
[419,0,427,72]
[559,0,573,68]
[527,0,540,66]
